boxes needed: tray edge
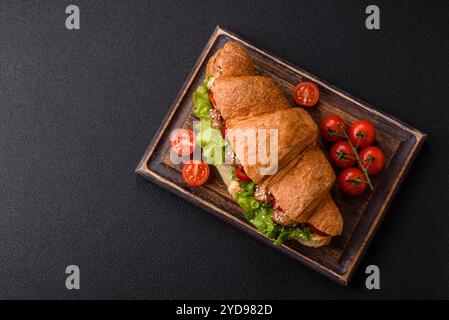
[135,25,427,286]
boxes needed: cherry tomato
[208,92,216,107]
[338,168,368,196]
[320,115,346,143]
[182,160,210,187]
[170,128,196,157]
[236,165,251,182]
[359,146,385,175]
[271,198,283,211]
[309,225,329,237]
[329,141,356,168]
[348,120,376,148]
[292,82,319,107]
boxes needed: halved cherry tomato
[182,160,210,186]
[292,82,319,107]
[170,128,196,157]
[338,167,367,196]
[236,165,251,182]
[309,225,329,237]
[329,141,356,168]
[359,146,385,175]
[271,198,283,211]
[348,120,376,148]
[320,115,346,143]
[209,92,216,107]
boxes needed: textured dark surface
[0,0,448,299]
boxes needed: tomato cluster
[320,115,385,196]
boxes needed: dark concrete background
[0,0,448,299]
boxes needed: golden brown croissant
[297,194,343,247]
[227,108,318,184]
[203,41,343,247]
[307,193,343,237]
[211,76,291,127]
[264,146,335,223]
[272,192,343,237]
[206,41,255,79]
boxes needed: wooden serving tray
[136,26,426,286]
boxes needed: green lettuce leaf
[193,77,213,120]
[235,179,312,245]
[250,206,279,238]
[274,226,312,246]
[192,77,225,165]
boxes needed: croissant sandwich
[192,41,343,247]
